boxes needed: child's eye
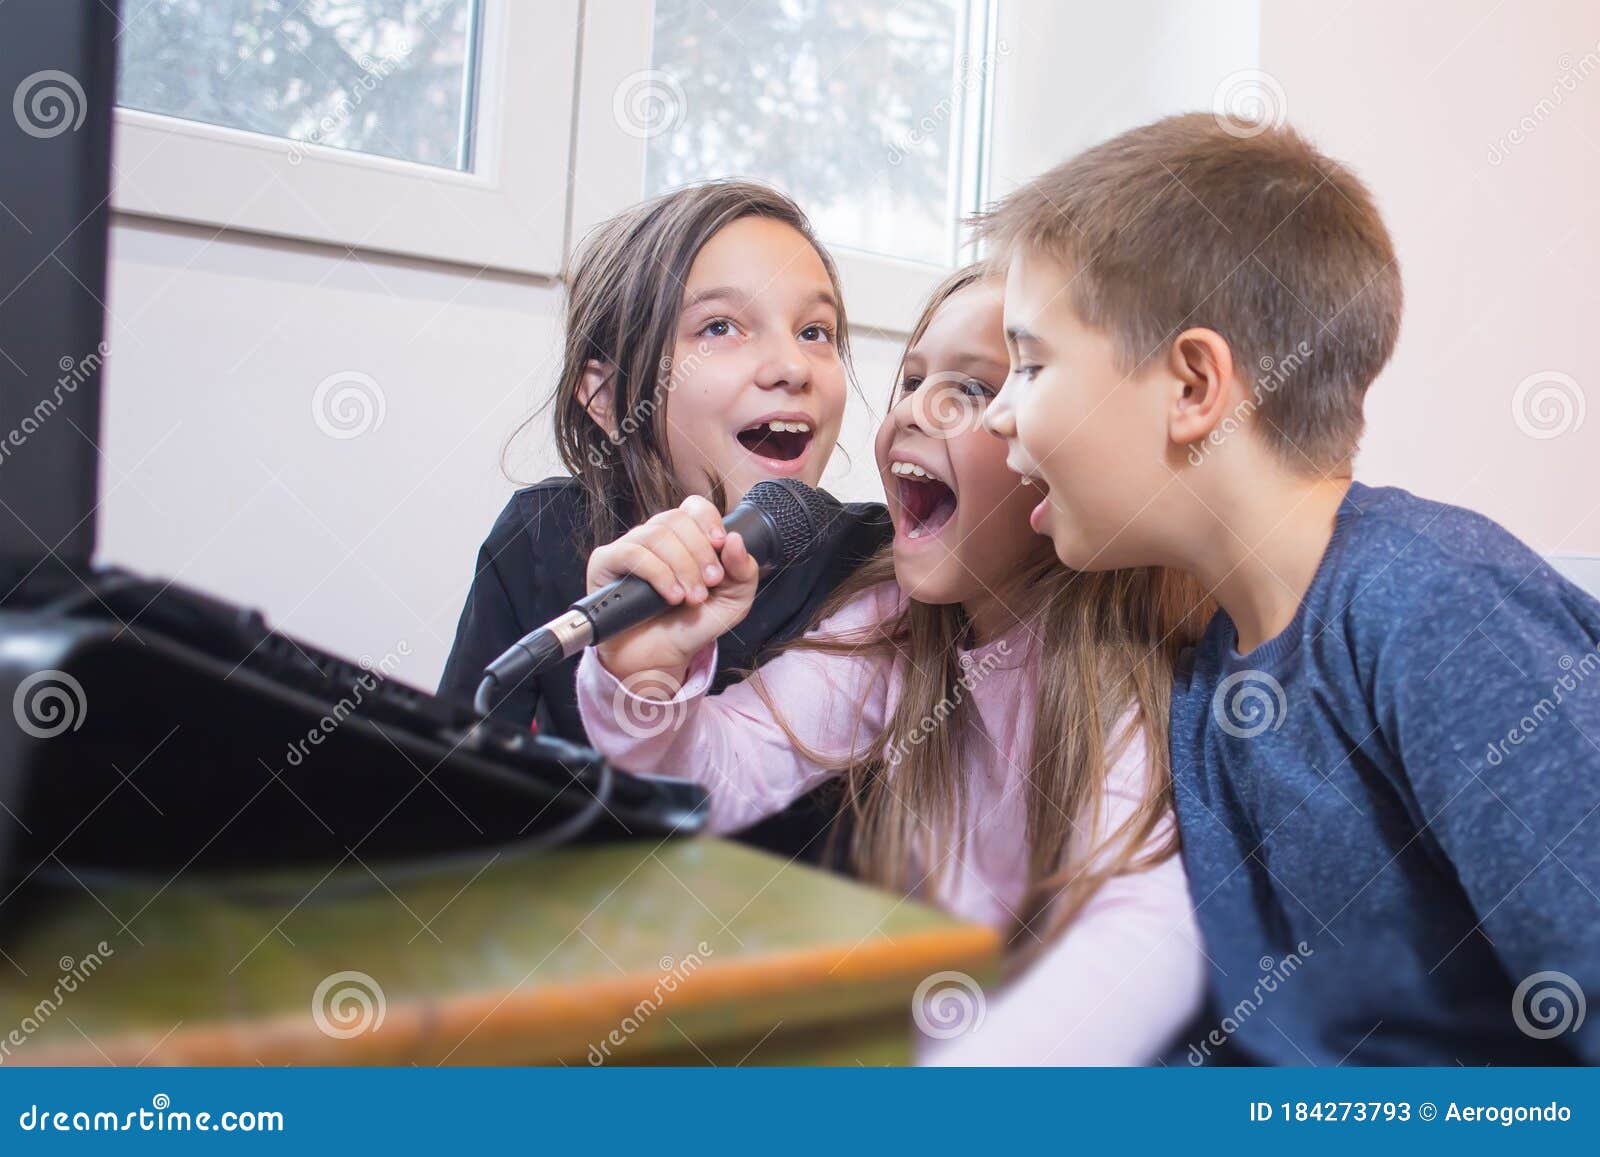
[899,374,924,395]
[958,378,995,400]
[698,318,737,339]
[799,323,835,344]
[1011,364,1042,382]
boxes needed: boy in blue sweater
[980,113,1599,1064]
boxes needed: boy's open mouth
[736,418,813,463]
[891,460,957,540]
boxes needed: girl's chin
[890,548,967,605]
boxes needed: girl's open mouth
[736,418,813,465]
[1025,476,1052,533]
[891,460,957,540]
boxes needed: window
[111,1,575,275]
[641,0,991,269]
[110,0,1003,322]
[117,0,481,170]
[572,1,996,330]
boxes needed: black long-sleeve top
[439,476,891,864]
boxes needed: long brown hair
[752,265,1212,963]
[508,180,854,551]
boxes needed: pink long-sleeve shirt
[576,582,1206,1064]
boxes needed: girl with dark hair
[439,181,889,863]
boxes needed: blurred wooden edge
[13,924,999,1066]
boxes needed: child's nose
[754,335,809,391]
[984,383,1015,437]
[895,383,930,433]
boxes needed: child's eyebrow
[681,286,748,310]
[944,351,1009,377]
[1005,325,1043,345]
[801,289,841,318]
[680,287,839,319]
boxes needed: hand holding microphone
[587,494,760,690]
[475,479,833,716]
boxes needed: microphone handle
[565,574,667,654]
[567,499,781,654]
[476,499,783,709]
[478,576,659,701]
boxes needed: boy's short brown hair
[977,112,1402,472]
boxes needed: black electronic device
[0,0,706,886]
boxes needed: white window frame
[110,0,577,277]
[109,0,1015,330]
[570,0,1001,334]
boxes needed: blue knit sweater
[1169,482,1600,1065]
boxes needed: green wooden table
[0,839,998,1066]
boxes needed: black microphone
[474,478,834,716]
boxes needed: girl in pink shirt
[575,265,1211,1064]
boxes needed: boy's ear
[576,359,618,437]
[1165,327,1236,450]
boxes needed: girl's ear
[1166,327,1235,450]
[576,359,618,437]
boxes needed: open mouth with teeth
[736,418,813,463]
[890,460,958,540]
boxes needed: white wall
[99,215,901,691]
[1260,0,1598,555]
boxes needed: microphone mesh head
[743,479,833,565]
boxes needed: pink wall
[1263,0,1599,554]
